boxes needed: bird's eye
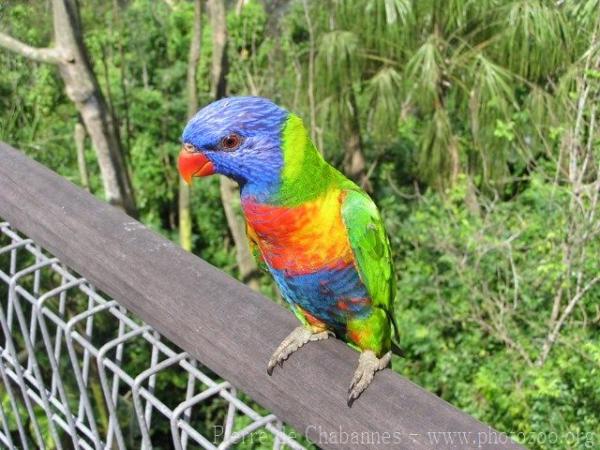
[221,134,242,150]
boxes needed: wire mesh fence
[0,220,308,450]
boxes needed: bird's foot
[347,350,391,406]
[267,326,332,375]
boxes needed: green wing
[341,189,397,326]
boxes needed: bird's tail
[387,311,404,357]
[391,340,404,357]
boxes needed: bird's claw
[267,326,332,375]
[347,350,391,406]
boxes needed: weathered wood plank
[0,141,524,449]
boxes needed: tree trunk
[220,179,260,290]
[52,0,137,216]
[207,0,228,99]
[74,122,90,191]
[208,0,260,291]
[179,0,203,252]
[0,1,137,216]
[302,0,318,144]
[343,90,371,191]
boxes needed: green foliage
[385,174,599,448]
[1,1,599,449]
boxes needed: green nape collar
[278,114,348,206]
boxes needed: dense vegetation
[1,0,599,448]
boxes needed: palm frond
[418,107,459,188]
[366,66,404,135]
[495,0,571,80]
[405,34,445,111]
[318,30,360,85]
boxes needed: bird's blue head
[179,96,289,197]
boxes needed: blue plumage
[271,265,371,330]
[182,97,288,199]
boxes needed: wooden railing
[0,141,524,449]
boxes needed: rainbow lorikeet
[178,97,400,404]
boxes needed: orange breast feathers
[242,190,354,275]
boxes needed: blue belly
[270,265,371,328]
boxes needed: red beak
[178,146,215,185]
